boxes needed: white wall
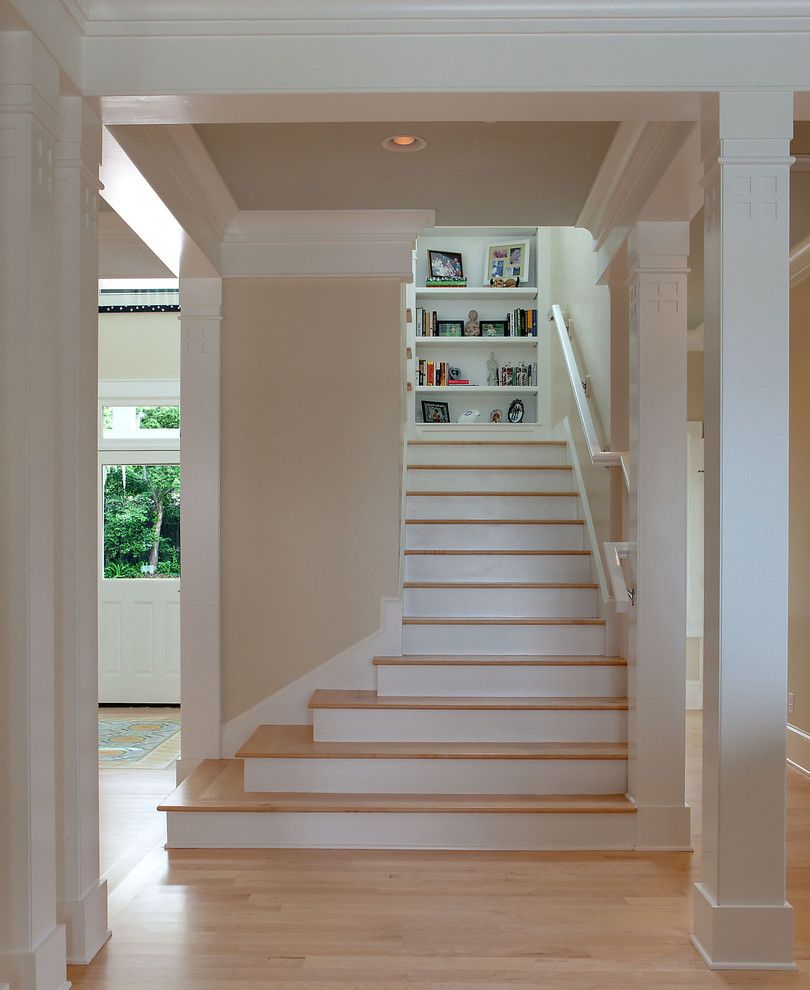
[98,311,180,380]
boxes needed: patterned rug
[99,716,181,769]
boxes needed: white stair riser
[404,553,592,583]
[166,810,636,850]
[406,523,585,551]
[407,469,574,492]
[407,445,568,467]
[243,757,627,795]
[406,494,579,519]
[402,622,605,655]
[313,708,627,743]
[403,586,597,618]
[376,663,627,697]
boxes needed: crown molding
[790,235,810,289]
[222,209,435,279]
[577,120,693,277]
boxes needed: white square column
[0,32,69,990]
[692,91,795,971]
[178,277,223,780]
[626,221,691,850]
[53,96,110,965]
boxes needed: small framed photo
[428,250,464,281]
[421,400,450,424]
[437,320,463,337]
[481,319,508,337]
[508,398,525,423]
[486,240,530,285]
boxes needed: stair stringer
[220,596,402,756]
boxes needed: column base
[633,803,692,850]
[0,923,69,990]
[58,880,111,965]
[692,883,796,970]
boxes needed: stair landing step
[373,655,626,667]
[308,690,627,711]
[237,725,628,761]
[402,616,605,626]
[407,518,584,525]
[403,581,597,589]
[405,549,591,556]
[159,761,635,815]
[408,440,567,446]
[408,464,572,471]
[406,491,577,497]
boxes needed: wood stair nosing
[372,655,627,668]
[401,616,606,626]
[308,689,628,712]
[236,725,629,761]
[402,581,598,589]
[405,518,585,526]
[159,761,636,815]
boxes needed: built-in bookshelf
[405,227,549,429]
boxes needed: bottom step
[160,760,637,850]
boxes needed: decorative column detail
[54,95,110,967]
[626,220,690,851]
[0,31,69,990]
[692,91,795,971]
[178,277,223,781]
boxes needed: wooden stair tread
[159,761,635,815]
[403,616,605,627]
[408,464,572,471]
[403,581,598,589]
[372,655,627,667]
[237,725,628,761]
[406,518,584,525]
[404,549,591,556]
[407,440,567,446]
[309,689,627,711]
[407,491,577,497]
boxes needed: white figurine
[487,352,499,386]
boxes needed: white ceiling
[195,121,618,226]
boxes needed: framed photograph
[481,319,508,337]
[428,250,464,281]
[486,240,530,285]
[437,320,463,337]
[507,398,525,423]
[421,400,450,424]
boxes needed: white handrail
[550,304,630,490]
[604,542,635,612]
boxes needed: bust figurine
[487,352,499,386]
[464,309,481,337]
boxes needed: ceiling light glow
[382,134,428,153]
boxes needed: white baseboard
[686,679,703,710]
[58,880,111,965]
[220,597,402,756]
[0,924,69,990]
[786,723,810,776]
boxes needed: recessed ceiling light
[382,134,427,153]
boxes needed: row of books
[500,363,538,387]
[508,309,539,337]
[416,360,466,387]
[416,309,440,337]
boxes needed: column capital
[701,91,794,178]
[628,221,690,275]
[0,31,60,136]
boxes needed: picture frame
[507,398,525,423]
[481,319,508,337]
[486,240,531,286]
[428,250,464,281]
[421,400,451,424]
[437,320,463,337]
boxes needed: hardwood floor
[70,713,810,988]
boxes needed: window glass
[103,464,181,578]
[102,405,180,440]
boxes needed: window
[101,405,180,442]
[102,463,181,578]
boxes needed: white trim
[222,209,435,279]
[562,417,610,608]
[786,723,810,776]
[98,378,180,401]
[221,597,402,756]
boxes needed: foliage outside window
[103,464,180,578]
[136,405,180,429]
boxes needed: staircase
[160,438,634,849]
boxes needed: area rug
[98,716,181,769]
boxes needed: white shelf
[415,286,539,301]
[415,336,537,347]
[415,386,538,394]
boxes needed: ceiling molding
[790,235,810,289]
[577,120,693,277]
[107,124,238,272]
[222,209,435,279]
